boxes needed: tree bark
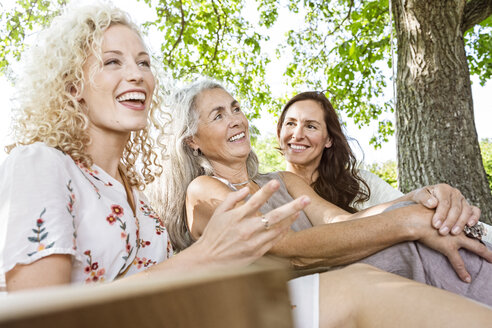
[462,0,492,32]
[392,0,492,223]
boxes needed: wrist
[392,205,429,241]
[403,189,417,203]
[186,237,215,267]
[405,205,435,241]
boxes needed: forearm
[122,240,227,282]
[269,206,423,267]
[332,193,415,222]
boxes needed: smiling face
[279,99,332,172]
[189,88,251,165]
[79,24,155,139]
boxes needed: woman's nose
[126,62,144,83]
[229,114,241,128]
[292,126,304,140]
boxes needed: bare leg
[319,263,492,328]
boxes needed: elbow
[328,214,351,223]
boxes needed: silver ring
[261,216,270,230]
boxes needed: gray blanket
[359,201,492,306]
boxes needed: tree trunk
[392,0,492,224]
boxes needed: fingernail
[465,276,471,283]
[451,226,461,235]
[427,199,436,206]
[433,220,442,229]
[467,218,476,226]
[301,196,311,206]
[439,226,449,235]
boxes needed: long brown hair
[277,91,370,213]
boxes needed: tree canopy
[1,0,491,218]
[1,0,490,144]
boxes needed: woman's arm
[186,174,418,264]
[6,255,72,292]
[352,183,480,236]
[128,180,310,276]
[269,203,429,264]
[281,171,481,236]
[1,144,82,292]
[188,174,492,282]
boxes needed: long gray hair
[148,79,259,251]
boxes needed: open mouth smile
[116,91,147,110]
[289,143,308,151]
[228,132,246,142]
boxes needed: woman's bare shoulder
[186,175,233,202]
[277,170,300,180]
[277,170,323,200]
[277,171,309,187]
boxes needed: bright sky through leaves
[0,0,490,164]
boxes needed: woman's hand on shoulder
[193,180,311,267]
[407,184,481,236]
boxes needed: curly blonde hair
[9,0,170,189]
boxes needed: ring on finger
[261,216,270,230]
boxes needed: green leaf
[39,232,48,241]
[349,42,356,57]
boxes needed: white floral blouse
[0,142,172,290]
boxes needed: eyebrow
[284,116,321,125]
[208,100,240,118]
[103,50,150,57]
[304,119,321,125]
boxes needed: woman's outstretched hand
[194,180,311,267]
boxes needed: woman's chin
[229,144,251,156]
[285,151,306,160]
[285,155,310,166]
[231,151,251,162]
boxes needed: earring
[193,148,199,156]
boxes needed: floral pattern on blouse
[0,142,171,288]
[77,162,113,187]
[83,250,106,284]
[139,200,166,236]
[139,200,173,256]
[133,256,156,269]
[66,180,77,250]
[75,162,113,199]
[27,208,55,256]
[106,204,137,265]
